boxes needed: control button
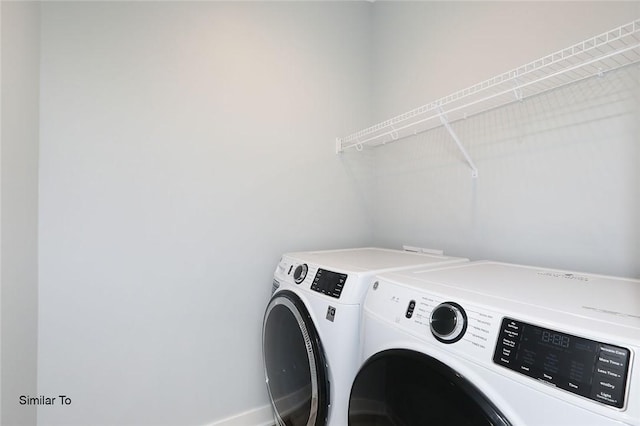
[506,320,520,331]
[591,388,623,408]
[293,264,308,284]
[405,300,416,319]
[501,338,516,348]
[541,372,554,382]
[430,302,467,344]
[504,329,520,338]
[595,366,623,380]
[600,345,629,359]
[597,355,626,369]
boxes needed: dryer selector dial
[293,264,308,284]
[430,302,467,344]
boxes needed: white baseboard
[209,404,274,426]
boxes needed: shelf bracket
[438,107,478,178]
[512,77,524,102]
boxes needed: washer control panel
[311,268,348,299]
[493,317,631,409]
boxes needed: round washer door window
[349,349,511,426]
[263,290,329,426]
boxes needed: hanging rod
[336,18,640,174]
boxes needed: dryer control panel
[493,317,631,409]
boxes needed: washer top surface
[380,261,640,337]
[286,247,466,274]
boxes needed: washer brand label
[536,271,590,282]
[326,306,336,322]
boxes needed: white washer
[262,247,468,426]
[350,261,640,425]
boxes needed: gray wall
[1,2,40,426]
[37,2,372,425]
[368,2,640,277]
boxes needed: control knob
[430,302,467,344]
[293,264,308,284]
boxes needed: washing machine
[262,247,469,426]
[349,261,640,425]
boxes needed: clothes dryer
[350,261,640,425]
[262,247,468,426]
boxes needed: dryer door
[263,290,329,426]
[349,349,511,426]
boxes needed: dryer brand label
[536,271,590,282]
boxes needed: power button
[405,300,416,318]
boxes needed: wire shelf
[337,19,640,155]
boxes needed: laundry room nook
[1,2,639,426]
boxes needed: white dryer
[349,261,640,425]
[262,247,468,426]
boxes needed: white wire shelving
[336,19,640,178]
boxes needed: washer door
[349,349,511,426]
[263,290,329,426]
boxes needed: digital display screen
[493,318,630,408]
[311,269,347,299]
